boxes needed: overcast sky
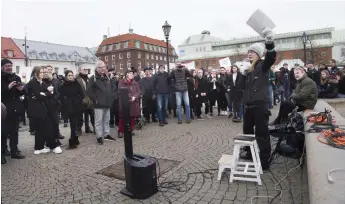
[2,0,345,51]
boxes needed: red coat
[118,79,141,117]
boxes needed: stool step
[234,136,256,141]
[218,154,233,165]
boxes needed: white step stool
[229,134,263,185]
[217,154,233,180]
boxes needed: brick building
[179,27,338,69]
[96,29,178,73]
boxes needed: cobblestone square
[1,108,304,204]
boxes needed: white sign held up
[246,9,276,37]
[219,57,232,68]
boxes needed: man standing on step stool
[240,27,276,170]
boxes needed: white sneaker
[53,146,62,154]
[206,114,212,119]
[34,150,41,155]
[41,147,51,153]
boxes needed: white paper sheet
[219,57,232,68]
[246,9,276,37]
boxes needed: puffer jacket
[243,43,277,106]
[319,76,338,98]
[87,72,116,109]
[291,75,318,109]
[170,68,192,92]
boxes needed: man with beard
[1,59,25,163]
[140,67,157,123]
[75,64,95,134]
[240,28,276,170]
[43,65,65,141]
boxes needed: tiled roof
[12,38,97,63]
[1,37,25,59]
[98,33,174,53]
[180,31,222,46]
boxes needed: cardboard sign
[246,9,276,37]
[219,57,232,68]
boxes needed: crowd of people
[2,27,345,169]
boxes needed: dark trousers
[79,108,95,130]
[243,105,271,166]
[69,114,80,140]
[1,115,19,154]
[168,92,176,116]
[231,97,242,118]
[209,90,218,114]
[29,118,35,132]
[217,92,227,113]
[34,117,58,150]
[143,97,156,121]
[110,102,119,126]
[195,97,209,117]
[62,110,69,124]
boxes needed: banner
[181,61,196,70]
[219,57,232,68]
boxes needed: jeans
[156,93,169,122]
[268,84,274,109]
[225,92,233,112]
[175,91,191,121]
[94,108,110,138]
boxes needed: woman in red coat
[117,70,141,138]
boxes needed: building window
[156,55,158,60]
[146,62,150,68]
[135,41,140,48]
[144,43,148,49]
[164,56,166,61]
[108,44,113,51]
[138,52,141,58]
[112,54,115,60]
[341,48,345,57]
[54,67,59,73]
[119,53,123,59]
[146,53,149,59]
[149,45,153,50]
[127,60,131,68]
[293,53,299,59]
[124,41,128,48]
[120,63,124,70]
[127,52,131,58]
[7,50,14,57]
[151,54,154,59]
[16,66,20,74]
[138,62,141,69]
[116,43,120,49]
[153,46,157,52]
[101,46,106,52]
[321,51,327,57]
[160,56,163,61]
[112,64,116,69]
[42,53,47,59]
[30,52,37,59]
[105,56,108,61]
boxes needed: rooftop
[1,37,25,59]
[180,31,222,46]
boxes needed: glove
[47,86,54,92]
[262,28,274,44]
[196,94,198,98]
[242,61,252,75]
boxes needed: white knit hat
[248,43,265,58]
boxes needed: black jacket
[60,80,84,115]
[87,72,116,109]
[152,72,170,94]
[27,78,51,119]
[170,68,192,92]
[307,68,320,87]
[43,78,61,114]
[329,66,339,76]
[228,73,244,101]
[1,71,25,115]
[243,43,277,106]
[139,77,154,99]
[291,75,318,109]
[319,77,338,99]
[195,76,209,103]
[218,74,228,92]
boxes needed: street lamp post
[302,32,308,65]
[162,21,171,72]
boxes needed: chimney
[129,28,133,34]
[103,35,107,40]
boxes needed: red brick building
[96,30,178,73]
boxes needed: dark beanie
[1,58,13,67]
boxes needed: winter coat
[43,78,61,115]
[243,43,276,106]
[60,80,85,115]
[195,76,209,103]
[319,77,338,98]
[118,79,141,117]
[307,68,321,87]
[338,75,345,95]
[76,73,93,109]
[1,71,25,115]
[269,70,276,87]
[217,74,228,92]
[278,68,290,89]
[87,72,116,109]
[170,68,192,92]
[27,77,51,119]
[329,66,339,76]
[228,73,244,101]
[187,77,196,106]
[139,77,154,99]
[152,72,170,94]
[290,75,318,110]
[289,68,297,90]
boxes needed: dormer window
[7,50,14,57]
[30,52,37,59]
[41,53,48,59]
[51,53,57,59]
[73,54,78,61]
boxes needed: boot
[85,127,93,133]
[11,151,25,159]
[76,137,80,145]
[69,138,78,149]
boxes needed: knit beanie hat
[248,43,265,58]
[1,58,13,67]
